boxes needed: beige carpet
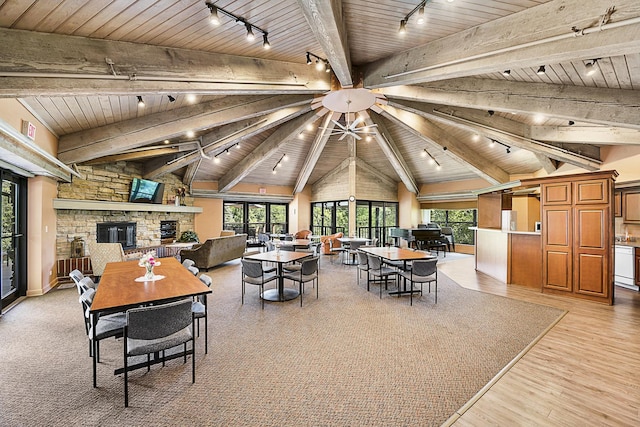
[0,255,564,426]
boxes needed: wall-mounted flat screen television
[129,178,165,204]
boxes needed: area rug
[0,257,564,426]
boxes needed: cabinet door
[614,192,622,217]
[623,192,640,223]
[542,206,572,292]
[573,206,609,299]
[542,183,571,205]
[573,179,609,205]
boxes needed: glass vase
[145,265,154,280]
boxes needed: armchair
[319,232,343,255]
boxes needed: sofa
[319,232,343,255]
[179,234,248,270]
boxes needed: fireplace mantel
[53,198,203,213]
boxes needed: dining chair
[182,258,199,276]
[367,254,397,298]
[241,259,277,309]
[283,256,319,306]
[69,269,84,289]
[124,299,195,407]
[356,250,369,287]
[398,259,438,305]
[347,240,365,265]
[79,288,126,362]
[329,238,346,264]
[192,274,212,353]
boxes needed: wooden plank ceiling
[1,0,639,193]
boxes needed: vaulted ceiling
[1,0,639,195]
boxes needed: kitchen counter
[614,240,640,248]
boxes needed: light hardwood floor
[440,257,640,426]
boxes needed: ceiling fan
[323,99,377,141]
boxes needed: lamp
[585,59,599,76]
[137,96,145,108]
[536,65,546,75]
[205,2,270,48]
[399,1,435,35]
[306,52,329,72]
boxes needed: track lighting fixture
[490,139,511,153]
[137,96,145,108]
[205,2,270,48]
[422,149,441,169]
[536,65,546,75]
[568,120,575,126]
[306,52,329,72]
[167,95,176,102]
[488,110,494,116]
[585,58,599,76]
[399,1,434,35]
[272,154,287,174]
[502,70,511,76]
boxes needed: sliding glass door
[1,170,27,313]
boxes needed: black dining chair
[398,258,438,305]
[283,256,319,306]
[124,299,195,407]
[367,254,397,298]
[241,259,278,309]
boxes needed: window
[428,209,477,245]
[1,170,27,312]
[310,201,347,236]
[223,201,288,236]
[356,200,399,246]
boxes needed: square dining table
[359,246,435,295]
[244,250,312,301]
[89,256,211,387]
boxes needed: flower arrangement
[138,252,159,279]
[175,186,187,197]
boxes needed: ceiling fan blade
[331,120,347,131]
[349,116,364,130]
[338,133,348,141]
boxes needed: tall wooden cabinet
[539,171,617,304]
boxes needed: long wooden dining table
[89,256,211,387]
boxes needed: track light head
[502,69,511,76]
[207,3,220,25]
[262,34,270,49]
[417,6,425,25]
[398,19,407,36]
[537,65,546,75]
[137,96,145,108]
[325,63,331,73]
[316,59,325,71]
[245,23,255,41]
[585,59,598,76]
[506,147,511,154]
[167,95,176,102]
[306,52,312,65]
[568,120,575,126]
[488,110,494,116]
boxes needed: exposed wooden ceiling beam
[373,104,510,185]
[83,146,182,165]
[58,94,312,164]
[218,109,326,192]
[366,111,418,194]
[374,78,640,130]
[0,28,330,97]
[294,111,341,194]
[534,154,559,174]
[388,99,602,171]
[297,0,353,88]
[364,0,640,88]
[144,106,310,179]
[529,125,640,145]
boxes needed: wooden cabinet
[477,193,511,229]
[614,191,622,217]
[623,191,640,223]
[636,249,640,287]
[538,172,616,304]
